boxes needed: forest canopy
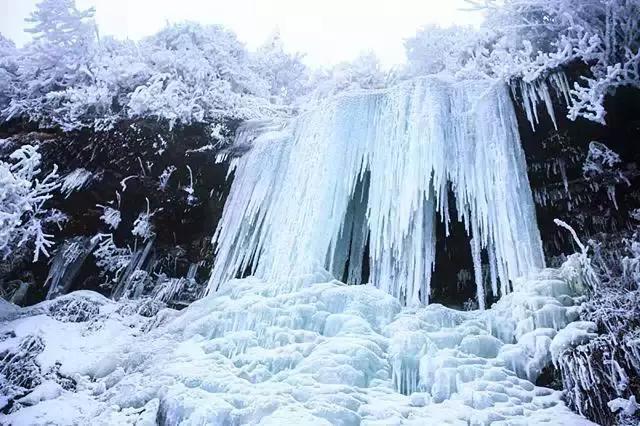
[0,0,638,132]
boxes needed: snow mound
[1,262,595,425]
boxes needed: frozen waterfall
[208,76,545,306]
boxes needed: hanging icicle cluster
[207,76,545,306]
[512,71,572,131]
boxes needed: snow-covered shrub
[0,2,294,130]
[302,52,392,107]
[0,335,45,413]
[558,331,640,425]
[0,35,17,111]
[91,233,132,284]
[582,141,630,209]
[158,166,176,192]
[556,226,640,425]
[116,297,166,318]
[404,25,478,76]
[131,201,155,241]
[0,145,64,262]
[583,141,623,179]
[126,22,277,127]
[97,204,121,230]
[47,294,101,322]
[464,0,640,124]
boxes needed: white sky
[0,0,483,67]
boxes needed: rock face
[0,118,235,306]
[0,258,597,425]
[518,84,640,260]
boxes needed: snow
[16,380,63,405]
[0,259,596,425]
[208,76,545,307]
[609,395,639,417]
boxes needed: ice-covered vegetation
[460,0,640,125]
[553,224,640,425]
[0,144,64,262]
[1,0,639,132]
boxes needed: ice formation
[512,72,572,131]
[60,168,93,198]
[0,258,596,425]
[208,76,545,306]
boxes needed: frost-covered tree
[404,25,478,76]
[0,3,293,130]
[464,0,640,124]
[251,31,310,107]
[304,52,391,105]
[0,35,18,111]
[2,0,98,129]
[128,22,274,127]
[0,145,64,262]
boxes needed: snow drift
[208,76,545,307]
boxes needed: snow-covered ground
[0,256,598,425]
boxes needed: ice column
[207,76,545,306]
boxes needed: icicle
[207,76,545,305]
[488,243,498,297]
[44,237,98,300]
[515,72,571,131]
[471,221,485,311]
[112,237,155,300]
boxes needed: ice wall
[208,77,545,306]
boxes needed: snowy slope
[1,257,596,425]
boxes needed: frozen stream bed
[1,257,597,425]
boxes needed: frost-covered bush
[302,52,392,108]
[97,205,121,230]
[115,297,165,318]
[581,141,630,209]
[131,201,155,241]
[0,36,17,111]
[91,233,132,284]
[2,0,97,130]
[404,25,478,76]
[556,225,640,425]
[463,0,640,124]
[583,141,623,180]
[47,294,101,322]
[0,335,46,413]
[0,145,64,262]
[128,22,277,127]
